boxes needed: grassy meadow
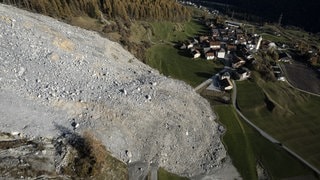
[214,105,315,180]
[146,44,223,87]
[146,20,224,87]
[236,77,320,169]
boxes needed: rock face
[0,4,237,178]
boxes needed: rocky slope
[0,4,240,179]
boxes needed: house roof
[206,52,215,56]
[210,41,220,46]
[218,48,225,52]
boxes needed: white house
[187,43,193,49]
[205,52,215,60]
[210,41,221,50]
[239,71,251,81]
[235,68,251,81]
[217,48,226,59]
[220,78,233,90]
[191,49,201,59]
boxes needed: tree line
[0,0,191,22]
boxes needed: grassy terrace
[147,44,222,87]
[146,20,223,87]
[236,77,320,169]
[214,105,314,180]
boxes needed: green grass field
[146,20,225,87]
[149,20,208,43]
[214,105,257,180]
[158,168,189,180]
[214,105,316,180]
[236,79,320,170]
[146,44,222,87]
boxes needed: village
[179,18,289,92]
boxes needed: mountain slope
[0,4,239,179]
[0,0,191,21]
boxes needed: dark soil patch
[281,61,320,94]
[264,93,275,112]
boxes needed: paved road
[231,80,320,175]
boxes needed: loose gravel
[0,4,240,178]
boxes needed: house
[246,44,255,51]
[199,36,209,43]
[227,44,237,53]
[246,54,254,60]
[236,68,251,81]
[228,29,236,38]
[232,57,246,68]
[236,29,245,41]
[225,20,243,28]
[180,43,187,50]
[212,29,219,37]
[268,42,277,49]
[220,72,231,79]
[205,52,215,60]
[217,48,226,59]
[203,47,211,54]
[238,38,247,45]
[222,35,229,42]
[220,29,227,35]
[210,41,221,50]
[191,49,201,59]
[187,43,193,49]
[219,78,233,90]
[278,52,291,62]
[192,38,199,45]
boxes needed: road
[231,80,320,175]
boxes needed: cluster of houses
[180,20,262,61]
[180,19,262,91]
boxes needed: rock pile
[0,4,239,179]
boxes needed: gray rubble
[0,4,240,179]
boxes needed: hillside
[0,4,240,179]
[0,0,192,63]
[0,0,191,22]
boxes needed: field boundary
[231,80,320,175]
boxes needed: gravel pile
[0,4,239,178]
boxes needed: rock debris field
[0,4,240,179]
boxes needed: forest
[0,0,191,22]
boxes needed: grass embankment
[146,20,223,87]
[158,168,189,180]
[236,77,320,170]
[214,105,315,179]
